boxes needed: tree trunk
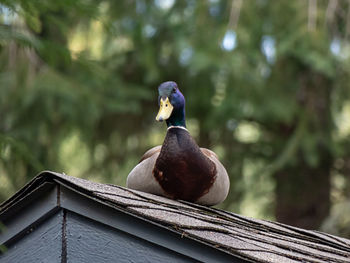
[274,70,333,230]
[275,151,331,229]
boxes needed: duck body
[126,81,230,206]
[155,127,217,202]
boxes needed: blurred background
[1,0,350,238]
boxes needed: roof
[1,171,350,263]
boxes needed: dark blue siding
[0,210,63,263]
[66,211,199,263]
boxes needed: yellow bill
[156,97,173,121]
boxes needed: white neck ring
[167,126,188,132]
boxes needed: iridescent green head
[156,81,186,127]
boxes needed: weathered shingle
[1,171,350,263]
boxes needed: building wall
[0,208,199,263]
[65,211,198,263]
[0,210,63,263]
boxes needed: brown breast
[153,128,216,202]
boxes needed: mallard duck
[126,81,230,206]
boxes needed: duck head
[156,81,186,128]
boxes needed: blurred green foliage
[1,0,350,238]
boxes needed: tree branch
[308,0,317,32]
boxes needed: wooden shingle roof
[1,171,350,263]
